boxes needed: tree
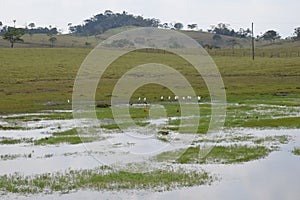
[211,23,233,36]
[261,30,280,42]
[237,28,251,38]
[47,27,58,36]
[28,22,35,39]
[3,28,24,48]
[49,36,57,47]
[104,10,113,16]
[162,23,170,29]
[0,21,2,29]
[187,24,197,30]
[28,22,35,29]
[293,27,300,41]
[174,22,183,30]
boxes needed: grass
[201,145,271,164]
[242,117,300,128]
[177,146,200,164]
[0,167,213,194]
[0,48,89,114]
[100,124,120,130]
[253,135,290,144]
[157,145,272,164]
[52,128,78,136]
[0,153,32,161]
[0,138,33,145]
[0,125,25,130]
[33,136,95,145]
[292,147,300,155]
[3,113,73,121]
[0,47,300,114]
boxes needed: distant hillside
[181,30,252,48]
[1,26,299,50]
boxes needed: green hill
[0,26,299,49]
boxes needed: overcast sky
[0,0,299,37]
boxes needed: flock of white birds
[137,96,201,103]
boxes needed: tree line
[69,10,160,36]
[0,22,59,48]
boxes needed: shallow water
[3,130,299,200]
[0,112,299,199]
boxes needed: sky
[0,0,299,37]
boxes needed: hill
[1,26,299,50]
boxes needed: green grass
[4,113,73,121]
[157,145,272,164]
[100,124,120,130]
[0,167,213,194]
[0,125,25,130]
[253,135,290,144]
[52,128,78,136]
[177,146,200,164]
[0,48,90,114]
[292,147,300,155]
[0,153,32,160]
[201,145,271,164]
[242,117,300,128]
[0,138,33,145]
[1,48,299,114]
[33,136,94,145]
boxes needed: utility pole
[13,20,16,28]
[252,22,255,60]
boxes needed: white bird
[197,96,201,101]
[161,96,164,100]
[138,97,141,101]
[67,99,70,103]
[144,97,147,102]
[174,96,178,100]
[168,96,171,100]
[182,96,185,100]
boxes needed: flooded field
[0,102,299,199]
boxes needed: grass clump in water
[201,145,271,164]
[0,138,33,145]
[100,124,120,130]
[158,145,272,164]
[34,136,94,145]
[0,168,213,194]
[254,135,290,145]
[0,125,25,130]
[52,128,78,136]
[0,153,32,160]
[292,147,300,155]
